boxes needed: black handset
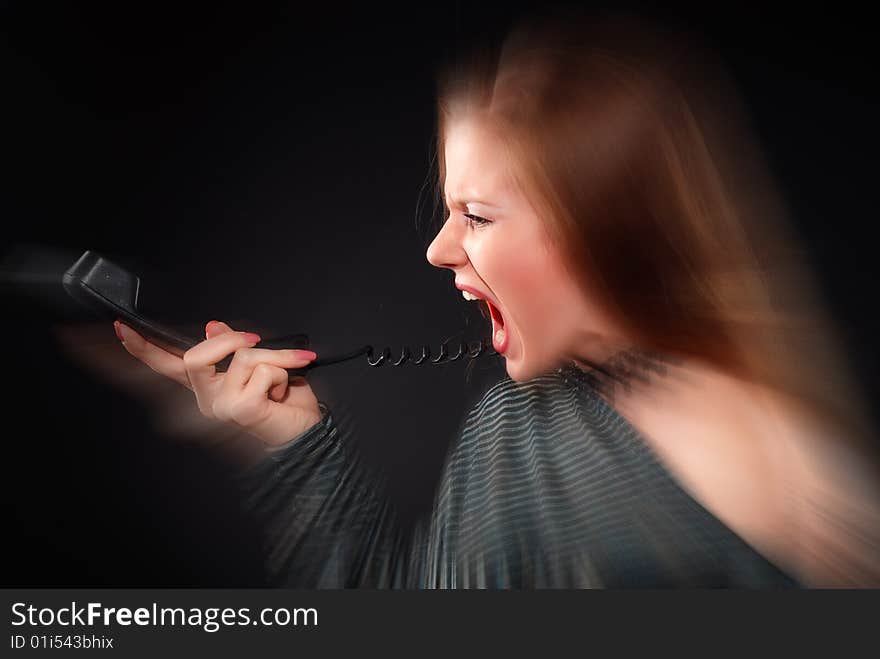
[62,251,315,376]
[62,250,497,379]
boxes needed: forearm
[235,403,414,587]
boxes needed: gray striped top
[238,366,798,588]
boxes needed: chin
[505,361,529,382]
[504,354,559,383]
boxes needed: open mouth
[459,284,510,354]
[479,299,508,354]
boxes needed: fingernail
[294,350,318,360]
[242,332,261,344]
[114,321,125,342]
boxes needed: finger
[183,330,261,375]
[245,367,322,446]
[215,363,289,428]
[244,363,290,403]
[236,364,295,431]
[184,331,260,413]
[115,321,191,389]
[223,348,317,391]
[269,381,287,402]
[205,320,235,340]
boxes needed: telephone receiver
[62,250,497,379]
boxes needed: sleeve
[234,402,430,588]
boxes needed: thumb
[205,320,235,340]
[269,382,288,401]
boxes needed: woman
[113,10,880,586]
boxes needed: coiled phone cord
[279,336,499,370]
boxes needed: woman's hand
[114,320,322,447]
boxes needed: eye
[463,213,491,228]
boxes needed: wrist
[262,403,328,451]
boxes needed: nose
[426,216,468,270]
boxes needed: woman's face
[426,119,625,382]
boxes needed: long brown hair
[430,7,874,442]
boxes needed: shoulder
[613,356,880,585]
[724,376,880,586]
[759,386,880,586]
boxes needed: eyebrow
[444,193,503,211]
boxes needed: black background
[1,1,877,586]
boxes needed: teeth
[462,290,480,301]
[495,328,506,345]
